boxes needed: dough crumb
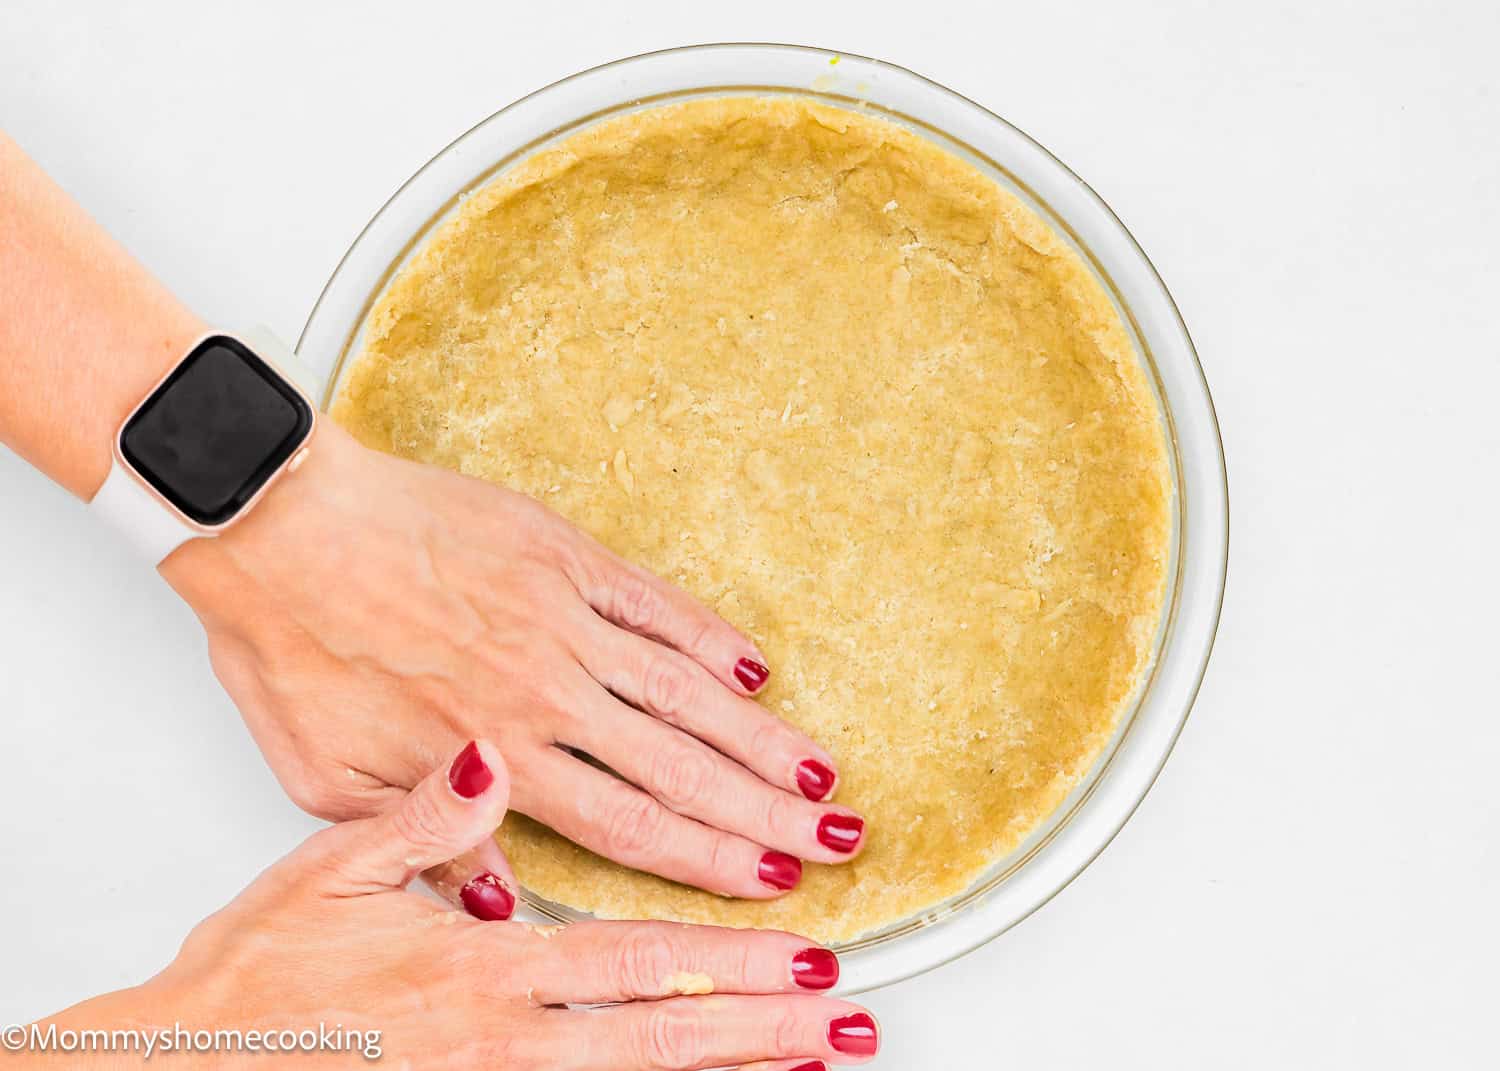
[603,393,635,428]
[613,449,634,494]
[659,382,693,424]
[662,972,715,996]
[743,449,779,497]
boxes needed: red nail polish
[791,947,840,990]
[828,1012,879,1056]
[758,851,802,890]
[788,1063,827,1071]
[459,871,515,921]
[817,814,864,854]
[733,657,770,692]
[449,741,493,799]
[795,759,837,801]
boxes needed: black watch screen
[120,335,315,526]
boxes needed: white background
[2,2,1497,1067]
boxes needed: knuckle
[761,787,798,838]
[436,932,486,975]
[389,788,452,854]
[701,834,736,895]
[650,743,717,811]
[604,792,667,857]
[548,529,603,592]
[613,928,678,995]
[641,656,698,719]
[771,1007,805,1056]
[747,716,790,765]
[684,614,717,659]
[733,937,757,990]
[636,1005,707,1069]
[613,572,660,631]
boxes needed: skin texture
[16,743,878,1069]
[0,128,866,903]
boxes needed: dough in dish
[331,96,1171,944]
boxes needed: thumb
[328,739,512,897]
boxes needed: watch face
[120,336,314,526]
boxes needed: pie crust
[332,96,1171,943]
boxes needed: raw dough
[333,96,1171,944]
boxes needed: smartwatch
[91,327,319,563]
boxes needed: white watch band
[90,327,320,565]
[91,460,202,563]
[237,325,319,398]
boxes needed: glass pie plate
[298,42,1229,994]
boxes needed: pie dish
[300,44,1227,991]
[332,93,1171,944]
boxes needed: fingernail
[828,1012,879,1056]
[817,814,864,854]
[795,759,837,801]
[789,1063,828,1071]
[757,851,802,891]
[459,871,515,921]
[449,741,493,799]
[733,657,770,692]
[792,947,839,990]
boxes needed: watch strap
[92,458,198,564]
[236,324,320,400]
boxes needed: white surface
[0,2,1495,1067]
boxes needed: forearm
[0,130,204,499]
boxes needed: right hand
[44,740,880,1070]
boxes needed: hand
[40,741,880,1070]
[163,425,866,900]
[0,133,863,900]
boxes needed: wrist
[22,981,213,1071]
[76,313,208,501]
[0,132,206,501]
[24,305,204,504]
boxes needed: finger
[569,996,880,1069]
[734,1060,829,1071]
[525,747,801,899]
[564,534,772,697]
[561,683,865,864]
[569,612,841,802]
[326,739,513,895]
[422,835,520,922]
[523,921,838,1005]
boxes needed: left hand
[162,423,865,902]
